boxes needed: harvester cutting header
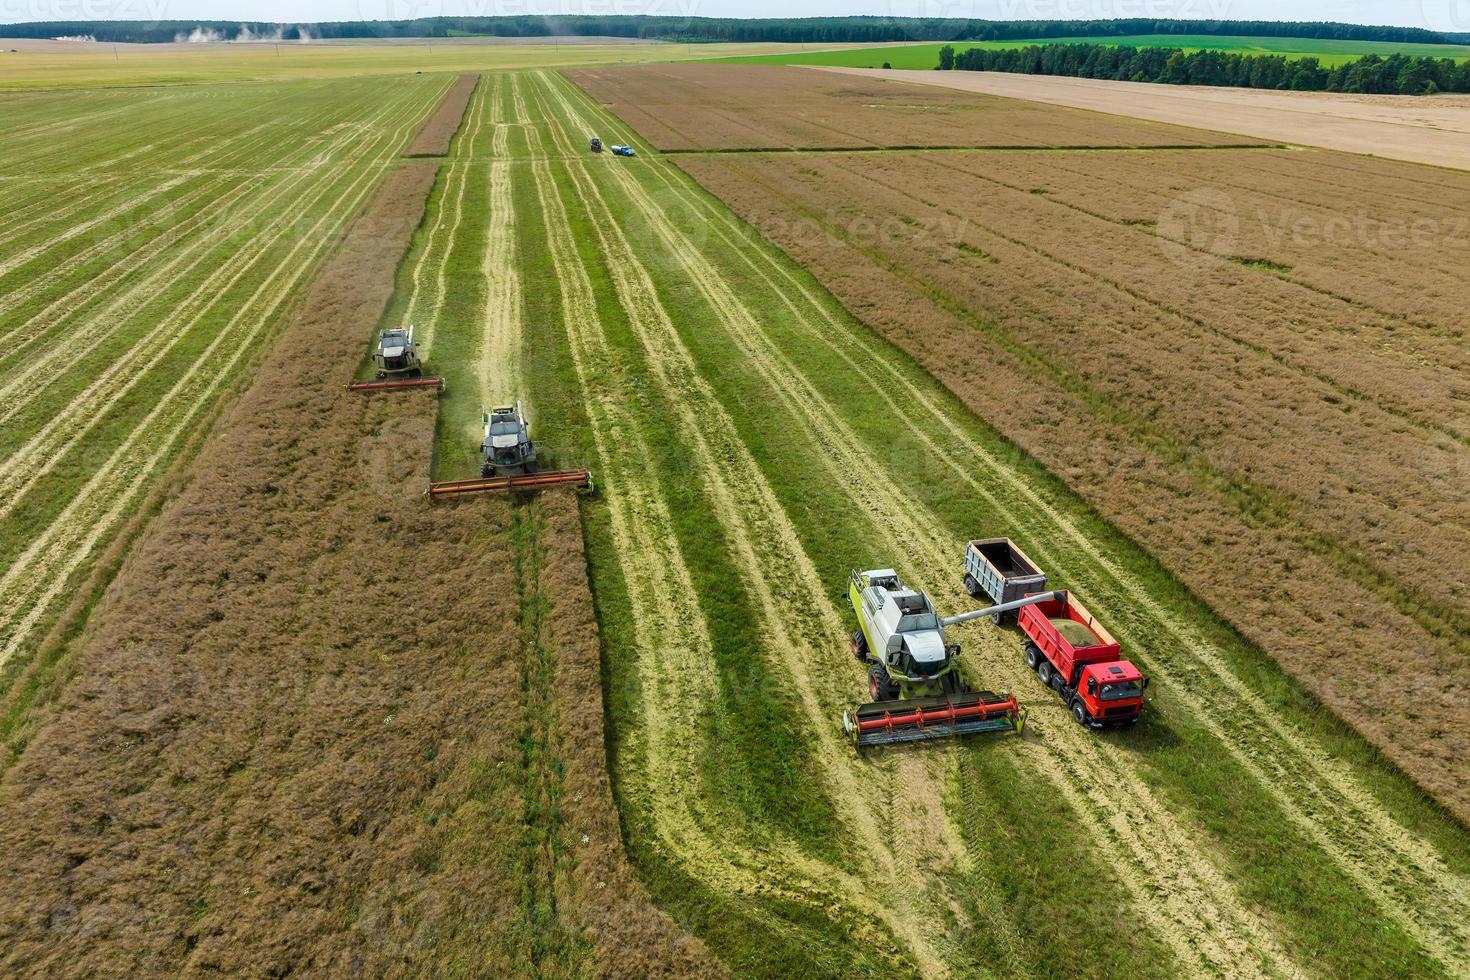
[427,399,593,499]
[347,326,444,393]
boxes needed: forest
[943,43,1470,94]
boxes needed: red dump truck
[1018,591,1148,729]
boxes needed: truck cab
[480,402,536,477]
[374,326,422,379]
[1076,660,1148,727]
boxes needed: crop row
[0,75,449,733]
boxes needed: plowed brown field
[0,101,708,975]
[674,133,1469,817]
[567,63,1272,151]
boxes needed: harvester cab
[374,326,422,379]
[427,400,593,499]
[347,325,444,392]
[480,401,536,478]
[842,567,1060,747]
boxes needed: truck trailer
[1017,591,1148,729]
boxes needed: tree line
[0,16,1453,46]
[941,43,1470,95]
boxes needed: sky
[4,0,1467,33]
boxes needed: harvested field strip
[479,74,525,409]
[0,94,319,274]
[646,148,1470,965]
[0,105,392,374]
[559,69,1470,974]
[397,78,485,350]
[524,81,908,972]
[676,151,1470,811]
[545,70,1305,978]
[0,87,429,517]
[0,97,380,415]
[0,78,443,683]
[529,78,952,980]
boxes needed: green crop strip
[549,67,1470,974]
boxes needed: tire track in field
[477,75,523,411]
[544,71,1302,979]
[0,99,353,372]
[403,77,489,351]
[0,92,426,515]
[0,91,435,671]
[604,102,1470,970]
[532,71,985,979]
[522,80,954,977]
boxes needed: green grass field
[723,34,1470,69]
[382,66,1470,975]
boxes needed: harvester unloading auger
[842,568,1061,747]
[347,326,445,393]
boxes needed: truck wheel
[1037,660,1051,685]
[868,664,894,702]
[1024,643,1041,670]
[963,573,982,599]
[851,630,868,661]
[1072,701,1088,726]
[1050,673,1066,696]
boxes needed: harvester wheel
[1072,701,1088,726]
[868,664,894,702]
[964,573,982,599]
[851,630,868,660]
[1024,643,1041,670]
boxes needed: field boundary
[663,142,1285,155]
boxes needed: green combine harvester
[843,567,1058,747]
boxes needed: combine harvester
[843,567,1060,747]
[347,326,444,393]
[427,400,592,499]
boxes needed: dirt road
[818,67,1470,171]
